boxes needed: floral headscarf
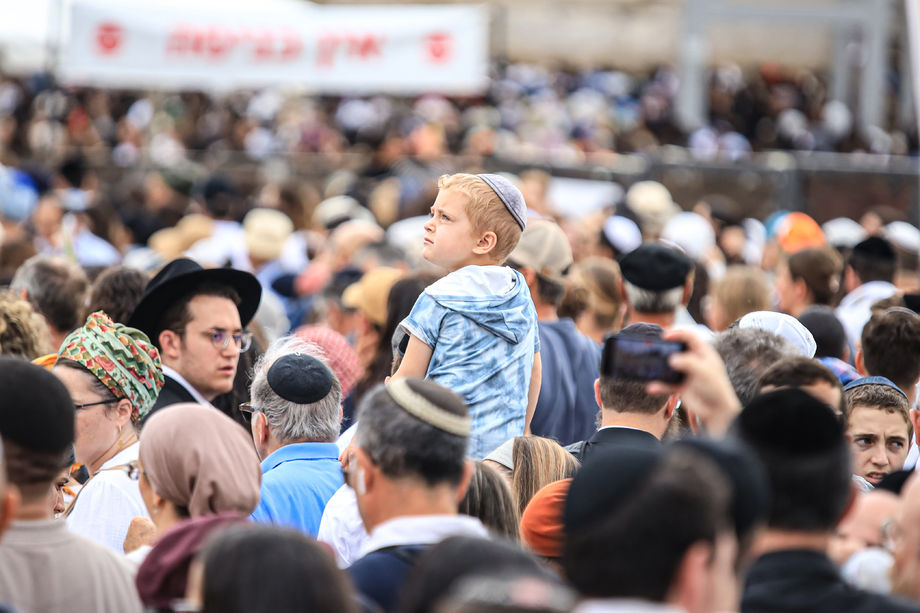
[58,311,165,424]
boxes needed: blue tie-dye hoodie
[399,265,539,459]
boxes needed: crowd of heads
[1,70,920,613]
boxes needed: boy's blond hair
[438,173,523,263]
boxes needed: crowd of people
[0,60,914,181]
[1,69,920,613]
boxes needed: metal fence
[73,147,920,225]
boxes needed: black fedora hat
[128,258,262,343]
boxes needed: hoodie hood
[424,266,532,344]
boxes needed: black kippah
[852,236,896,261]
[564,446,662,535]
[0,356,75,453]
[619,243,692,291]
[267,353,334,404]
[736,388,844,455]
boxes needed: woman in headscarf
[133,403,262,610]
[54,310,164,554]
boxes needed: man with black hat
[837,236,897,351]
[0,357,142,613]
[247,336,344,537]
[128,257,262,419]
[736,388,920,613]
[507,218,601,446]
[619,242,694,329]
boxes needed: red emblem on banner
[425,32,451,63]
[95,22,124,55]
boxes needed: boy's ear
[472,230,498,256]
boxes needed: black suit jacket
[143,374,249,428]
[566,426,661,463]
[743,549,920,613]
[143,374,196,425]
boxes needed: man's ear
[456,458,475,504]
[0,486,21,540]
[854,347,867,376]
[256,412,271,446]
[910,408,920,445]
[681,272,695,306]
[669,540,711,613]
[594,378,602,410]
[353,446,376,495]
[521,266,537,289]
[158,329,182,361]
[664,395,679,421]
[472,231,498,256]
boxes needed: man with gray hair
[714,327,799,406]
[347,379,484,613]
[247,336,344,537]
[618,243,694,329]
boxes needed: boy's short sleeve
[400,291,443,349]
[534,330,541,353]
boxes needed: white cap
[885,221,920,254]
[738,311,817,358]
[822,217,867,249]
[602,216,642,255]
[661,212,716,262]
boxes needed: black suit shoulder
[566,427,660,463]
[143,375,196,424]
[743,549,920,613]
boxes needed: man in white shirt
[836,237,897,351]
[345,379,482,613]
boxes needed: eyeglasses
[121,461,141,481]
[239,402,262,424]
[204,329,253,352]
[73,399,118,411]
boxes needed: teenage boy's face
[847,405,911,485]
[423,189,480,271]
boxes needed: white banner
[56,0,488,94]
[909,0,920,139]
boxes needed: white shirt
[573,599,687,613]
[67,443,149,555]
[317,484,369,568]
[162,364,214,408]
[358,514,489,558]
[836,281,897,350]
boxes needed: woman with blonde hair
[704,265,771,332]
[511,436,579,517]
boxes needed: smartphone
[601,334,687,384]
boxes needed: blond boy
[390,173,541,458]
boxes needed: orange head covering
[777,212,825,254]
[519,478,571,559]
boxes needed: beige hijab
[139,403,261,517]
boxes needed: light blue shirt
[400,266,539,459]
[250,442,343,537]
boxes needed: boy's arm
[524,351,542,435]
[389,334,434,381]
